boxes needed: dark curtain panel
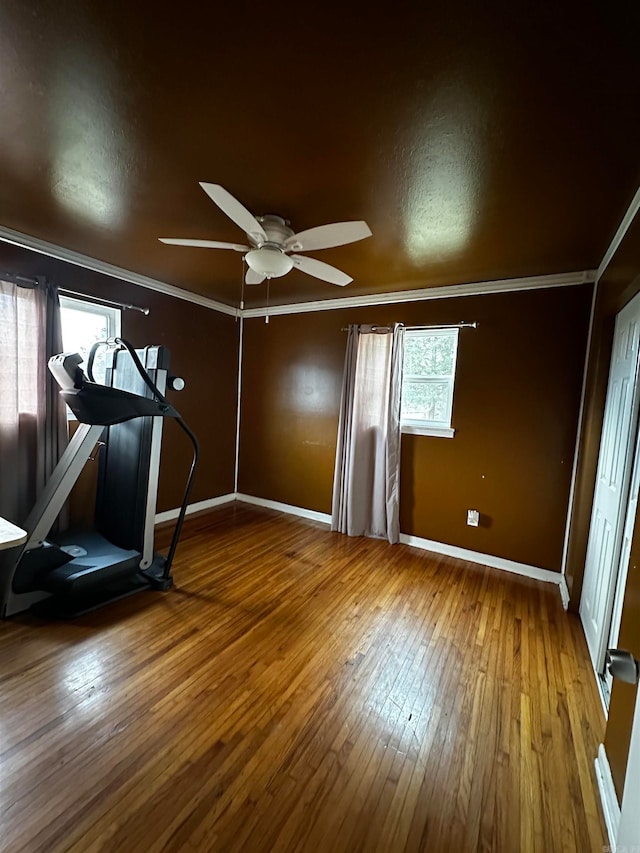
[0,279,68,525]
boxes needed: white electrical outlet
[467,509,479,527]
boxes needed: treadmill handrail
[49,352,181,426]
[60,384,180,426]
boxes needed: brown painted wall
[239,283,592,572]
[0,242,239,513]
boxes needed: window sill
[401,425,455,438]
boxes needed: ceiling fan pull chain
[240,257,246,312]
[265,279,270,324]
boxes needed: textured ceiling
[1,0,639,308]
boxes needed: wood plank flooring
[0,503,607,852]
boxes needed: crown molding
[597,183,640,283]
[0,222,597,318]
[241,270,596,318]
[0,225,239,317]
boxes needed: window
[59,296,121,387]
[0,282,41,423]
[401,328,459,437]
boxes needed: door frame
[579,290,640,696]
[603,421,640,701]
[617,682,640,847]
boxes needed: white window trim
[400,327,459,435]
[59,294,122,339]
[401,424,456,438]
[59,295,122,420]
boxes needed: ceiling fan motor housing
[255,215,293,246]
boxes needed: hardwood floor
[0,504,607,852]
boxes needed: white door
[580,293,640,674]
[617,683,640,847]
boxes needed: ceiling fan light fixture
[245,247,293,279]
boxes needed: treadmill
[0,338,198,618]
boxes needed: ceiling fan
[159,183,372,286]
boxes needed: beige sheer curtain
[0,279,68,525]
[331,324,404,544]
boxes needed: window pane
[403,333,455,377]
[401,381,450,423]
[60,306,110,383]
[0,286,39,419]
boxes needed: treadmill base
[30,571,172,619]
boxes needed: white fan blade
[199,183,267,242]
[246,268,266,286]
[290,255,353,286]
[285,221,371,252]
[159,238,248,251]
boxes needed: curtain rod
[2,274,150,316]
[1,272,44,289]
[340,321,478,332]
[59,288,150,316]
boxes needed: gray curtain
[0,279,68,525]
[331,323,405,544]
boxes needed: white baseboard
[160,493,566,596]
[155,493,236,524]
[595,743,620,850]
[235,493,332,525]
[237,496,565,592]
[399,533,564,588]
